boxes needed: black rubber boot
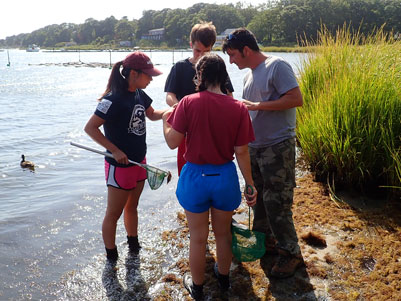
[183,273,204,300]
[127,235,141,253]
[105,246,118,262]
[213,262,230,291]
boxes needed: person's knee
[265,199,281,216]
[190,233,208,246]
[264,189,293,213]
[214,234,231,249]
[104,209,123,223]
[124,203,138,213]
[189,226,209,244]
[214,229,231,242]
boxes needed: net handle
[248,206,251,229]
[245,184,254,230]
[70,142,168,173]
[71,141,141,164]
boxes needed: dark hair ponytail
[194,53,228,94]
[99,61,130,100]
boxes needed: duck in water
[20,154,35,171]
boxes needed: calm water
[0,49,305,300]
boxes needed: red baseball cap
[122,51,162,76]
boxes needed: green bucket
[231,207,266,262]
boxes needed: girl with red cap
[84,51,166,262]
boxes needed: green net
[231,208,266,262]
[145,166,171,190]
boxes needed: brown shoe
[270,250,303,278]
[265,238,278,255]
[265,245,279,255]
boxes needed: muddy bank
[154,173,401,300]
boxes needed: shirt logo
[128,104,146,135]
[97,99,112,114]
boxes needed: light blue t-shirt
[242,55,299,148]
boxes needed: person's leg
[211,207,233,275]
[259,139,299,255]
[185,209,209,286]
[176,162,209,298]
[102,186,130,249]
[124,180,145,237]
[257,139,302,278]
[124,180,145,252]
[249,147,276,247]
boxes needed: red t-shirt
[167,91,255,165]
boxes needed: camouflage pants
[249,138,301,255]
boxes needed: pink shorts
[105,159,147,190]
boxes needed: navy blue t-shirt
[94,90,152,166]
[164,58,234,101]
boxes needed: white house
[141,28,165,41]
[215,28,236,47]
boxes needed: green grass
[297,25,401,197]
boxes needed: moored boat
[26,44,40,52]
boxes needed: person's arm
[166,92,179,107]
[243,86,303,111]
[84,114,129,164]
[146,105,168,121]
[234,144,257,207]
[162,109,184,149]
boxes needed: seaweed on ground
[155,173,401,300]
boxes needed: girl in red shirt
[163,53,257,299]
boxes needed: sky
[0,0,266,40]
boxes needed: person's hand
[112,149,129,165]
[244,184,257,207]
[242,99,260,111]
[162,106,175,122]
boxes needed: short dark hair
[194,53,228,94]
[190,22,216,47]
[222,28,259,54]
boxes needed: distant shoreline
[3,46,311,53]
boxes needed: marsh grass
[297,25,401,197]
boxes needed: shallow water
[0,49,306,300]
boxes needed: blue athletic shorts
[176,161,241,213]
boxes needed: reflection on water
[101,254,151,301]
[0,49,306,300]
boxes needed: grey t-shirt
[242,55,299,148]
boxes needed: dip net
[231,207,266,262]
[145,166,172,190]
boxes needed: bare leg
[185,209,209,285]
[102,186,130,249]
[211,207,233,275]
[124,180,145,236]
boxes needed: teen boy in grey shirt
[223,28,303,278]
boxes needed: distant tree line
[1,0,400,48]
